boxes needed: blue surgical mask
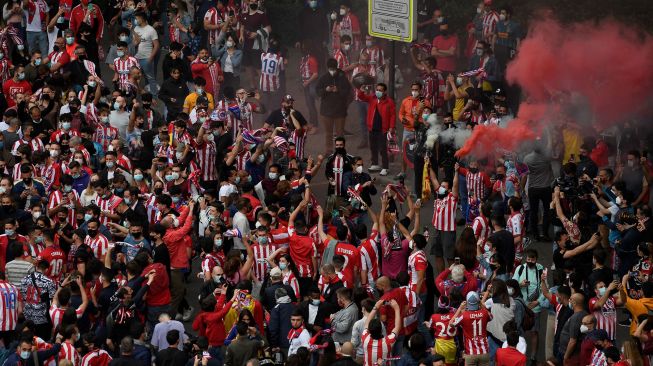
[172,196,180,203]
[84,213,93,222]
[165,174,174,182]
[279,263,288,270]
[20,351,30,360]
[34,58,42,66]
[375,91,383,99]
[106,161,115,168]
[124,198,131,205]
[35,236,44,244]
[257,236,268,245]
[4,229,15,237]
[119,35,129,42]
[64,185,73,193]
[598,287,606,296]
[117,50,125,58]
[214,239,223,247]
[422,113,430,121]
[114,101,121,110]
[311,299,320,306]
[234,176,241,184]
[134,174,144,181]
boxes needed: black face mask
[132,232,142,238]
[22,178,32,185]
[594,344,604,351]
[469,167,479,174]
[249,3,258,10]
[70,107,78,113]
[154,188,164,196]
[142,103,151,109]
[87,229,98,237]
[527,262,536,268]
[1,204,13,211]
[495,174,504,180]
[335,147,346,155]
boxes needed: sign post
[368,0,416,99]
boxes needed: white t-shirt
[24,0,49,32]
[502,337,527,354]
[133,24,158,59]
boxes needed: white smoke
[424,114,472,150]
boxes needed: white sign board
[368,0,416,42]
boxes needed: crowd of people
[0,0,650,366]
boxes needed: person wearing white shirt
[287,312,311,357]
[232,198,251,251]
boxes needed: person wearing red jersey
[111,42,140,93]
[589,280,621,342]
[428,161,460,272]
[80,333,113,366]
[507,197,524,266]
[357,206,380,289]
[603,347,629,366]
[288,196,318,295]
[36,231,67,282]
[92,179,123,227]
[0,278,22,346]
[59,324,81,366]
[2,66,32,108]
[194,121,219,185]
[258,211,289,249]
[450,291,492,366]
[299,42,319,131]
[316,205,360,284]
[361,298,401,366]
[69,0,104,40]
[250,225,277,284]
[426,297,457,366]
[374,276,408,351]
[138,251,172,331]
[496,331,526,366]
[192,49,224,100]
[0,220,30,269]
[473,202,492,249]
[49,275,88,334]
[83,219,109,262]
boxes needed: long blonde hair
[623,339,643,366]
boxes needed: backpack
[516,296,536,331]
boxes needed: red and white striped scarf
[287,325,305,340]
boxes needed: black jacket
[261,281,298,310]
[332,357,360,366]
[156,347,189,366]
[315,70,353,118]
[297,300,333,331]
[162,55,192,83]
[322,280,344,309]
[159,77,190,118]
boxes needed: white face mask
[477,7,482,14]
[616,196,623,205]
[355,166,363,174]
[365,41,373,48]
[580,325,589,334]
[499,14,506,21]
[328,69,336,76]
[226,40,234,48]
[408,240,414,250]
[411,91,419,98]
[330,12,337,20]
[438,186,446,195]
[507,287,514,296]
[343,44,350,51]
[268,172,278,180]
[339,8,346,15]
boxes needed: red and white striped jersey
[235,150,251,171]
[472,215,491,245]
[25,242,44,259]
[333,49,349,73]
[12,163,38,182]
[0,281,20,331]
[482,11,499,41]
[37,246,67,283]
[401,285,421,334]
[145,194,158,227]
[408,250,427,293]
[96,194,123,226]
[50,129,80,144]
[114,154,132,171]
[48,190,79,226]
[0,59,11,83]
[290,129,306,161]
[332,155,345,196]
[287,226,316,278]
[251,242,277,282]
[196,141,218,182]
[452,309,490,355]
[427,312,457,341]
[48,50,69,69]
[81,349,112,366]
[50,305,83,331]
[421,70,445,109]
[93,125,119,151]
[43,161,62,193]
[361,329,396,366]
[432,193,457,231]
[84,234,109,260]
[460,168,490,201]
[214,99,242,139]
[259,52,284,92]
[59,340,81,366]
[360,46,384,68]
[270,226,289,248]
[590,348,607,366]
[359,230,380,285]
[12,137,44,156]
[204,7,222,45]
[299,55,318,82]
[282,271,300,299]
[113,56,139,91]
[590,296,617,341]
[201,253,225,274]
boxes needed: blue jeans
[488,334,502,366]
[146,304,170,335]
[27,31,48,56]
[458,172,469,222]
[417,293,432,347]
[138,58,159,97]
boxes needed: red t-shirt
[288,226,316,278]
[496,347,526,366]
[431,35,458,73]
[141,263,170,306]
[428,311,457,340]
[326,240,360,282]
[2,79,32,107]
[379,287,408,335]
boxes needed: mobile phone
[238,292,247,300]
[454,257,460,265]
[629,271,638,277]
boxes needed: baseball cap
[281,94,294,102]
[466,291,480,311]
[270,267,282,279]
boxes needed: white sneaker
[182,306,194,322]
[380,169,388,176]
[369,165,382,171]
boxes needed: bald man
[332,342,358,366]
[559,293,588,366]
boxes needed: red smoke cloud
[456,19,653,158]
